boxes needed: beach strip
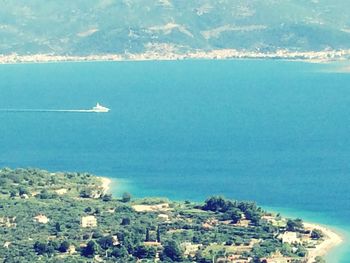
[98,177,112,194]
[304,222,343,262]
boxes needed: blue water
[0,60,350,261]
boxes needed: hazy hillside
[1,0,350,55]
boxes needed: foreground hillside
[1,0,350,56]
[0,168,331,262]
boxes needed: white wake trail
[0,109,97,113]
[0,103,110,113]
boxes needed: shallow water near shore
[263,206,350,263]
[1,59,350,260]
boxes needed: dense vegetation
[0,168,323,262]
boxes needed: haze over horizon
[1,0,350,56]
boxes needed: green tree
[111,246,128,258]
[55,222,61,232]
[9,189,17,198]
[46,244,55,257]
[102,194,112,202]
[134,245,156,259]
[34,241,48,255]
[286,218,303,231]
[18,187,29,196]
[145,228,150,242]
[38,189,50,199]
[59,241,70,253]
[203,196,230,212]
[122,192,132,202]
[296,245,308,257]
[121,217,131,225]
[84,207,92,213]
[280,243,293,256]
[79,188,93,198]
[92,230,103,239]
[222,208,242,223]
[82,240,99,257]
[162,240,184,262]
[245,208,261,225]
[157,226,161,243]
[311,229,324,240]
[98,235,114,250]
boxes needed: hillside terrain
[0,168,332,262]
[1,0,350,56]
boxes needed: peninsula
[0,168,342,262]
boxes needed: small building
[3,242,11,249]
[112,235,120,246]
[278,232,300,244]
[34,214,49,224]
[81,215,97,228]
[68,245,76,254]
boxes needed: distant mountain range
[1,0,350,55]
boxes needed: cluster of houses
[21,201,321,263]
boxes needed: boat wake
[0,103,110,113]
[0,109,93,113]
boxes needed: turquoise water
[0,60,350,261]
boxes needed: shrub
[59,241,70,253]
[122,192,132,203]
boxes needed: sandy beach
[98,177,112,194]
[304,222,343,262]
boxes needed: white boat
[92,103,110,113]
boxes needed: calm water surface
[0,60,349,261]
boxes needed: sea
[0,59,349,262]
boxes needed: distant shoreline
[1,49,350,65]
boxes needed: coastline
[1,48,350,65]
[303,222,343,262]
[265,206,346,262]
[95,177,344,261]
[98,177,112,194]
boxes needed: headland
[0,168,343,262]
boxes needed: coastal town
[0,168,342,262]
[1,48,350,65]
